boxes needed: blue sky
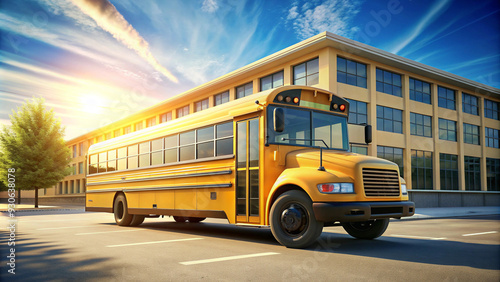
[1,0,499,140]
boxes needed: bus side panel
[175,190,196,210]
[196,188,235,220]
[86,192,115,212]
[126,191,139,208]
[156,190,175,209]
[139,190,156,209]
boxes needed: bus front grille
[362,168,400,197]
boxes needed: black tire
[130,215,145,226]
[187,217,206,223]
[114,194,133,226]
[270,190,323,248]
[342,218,389,239]
[173,216,188,223]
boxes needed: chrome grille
[362,168,400,197]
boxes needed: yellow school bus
[86,85,414,248]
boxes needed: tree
[0,98,71,207]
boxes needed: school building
[42,32,500,207]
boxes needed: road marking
[76,229,143,235]
[179,252,280,265]
[462,231,498,237]
[37,226,89,230]
[107,238,203,247]
[390,234,446,240]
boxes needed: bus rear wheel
[341,218,389,239]
[270,190,323,248]
[114,194,133,226]
[130,215,145,226]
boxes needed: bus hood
[285,149,400,178]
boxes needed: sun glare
[79,93,108,115]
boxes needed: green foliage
[0,98,71,191]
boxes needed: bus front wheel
[114,194,133,226]
[270,190,323,248]
[341,218,389,239]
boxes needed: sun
[78,93,108,115]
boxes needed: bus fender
[264,167,350,225]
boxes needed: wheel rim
[348,220,375,231]
[280,203,309,237]
[117,201,124,220]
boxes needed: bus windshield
[267,105,349,150]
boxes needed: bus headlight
[401,184,407,195]
[317,183,354,194]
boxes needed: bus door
[236,118,260,223]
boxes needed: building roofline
[66,32,499,143]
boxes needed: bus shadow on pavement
[0,230,116,281]
[312,231,499,271]
[118,219,499,271]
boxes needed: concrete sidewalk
[1,203,499,219]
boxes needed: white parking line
[389,234,446,240]
[107,238,203,247]
[462,231,498,237]
[76,229,143,235]
[37,226,89,230]
[179,252,280,265]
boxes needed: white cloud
[390,0,452,54]
[287,0,362,39]
[202,0,219,13]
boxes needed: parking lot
[1,210,499,281]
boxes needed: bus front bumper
[313,201,415,223]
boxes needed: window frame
[438,118,457,142]
[462,93,479,116]
[376,68,402,97]
[463,123,480,145]
[439,153,459,190]
[438,86,456,110]
[376,105,403,134]
[345,98,367,125]
[410,112,432,138]
[260,70,284,91]
[409,77,431,104]
[236,82,253,99]
[485,127,499,148]
[294,58,319,86]
[337,57,367,88]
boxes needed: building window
[376,106,402,133]
[484,99,499,120]
[160,112,172,123]
[195,98,209,112]
[409,78,431,104]
[78,162,84,174]
[463,123,480,145]
[376,68,402,97]
[464,156,481,191]
[337,57,367,88]
[485,127,499,148]
[377,146,404,177]
[72,145,77,158]
[486,158,500,191]
[462,93,479,115]
[106,132,112,140]
[177,105,190,118]
[294,58,319,86]
[79,142,83,156]
[72,164,77,175]
[114,129,121,138]
[236,82,253,99]
[261,71,284,91]
[438,86,456,110]
[214,91,230,106]
[411,150,433,190]
[438,118,457,141]
[146,117,156,128]
[345,99,367,125]
[350,144,367,155]
[123,126,131,135]
[439,153,459,190]
[134,121,143,131]
[410,112,432,137]
[96,136,103,143]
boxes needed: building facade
[46,32,500,206]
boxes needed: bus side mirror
[274,108,285,132]
[365,124,372,144]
